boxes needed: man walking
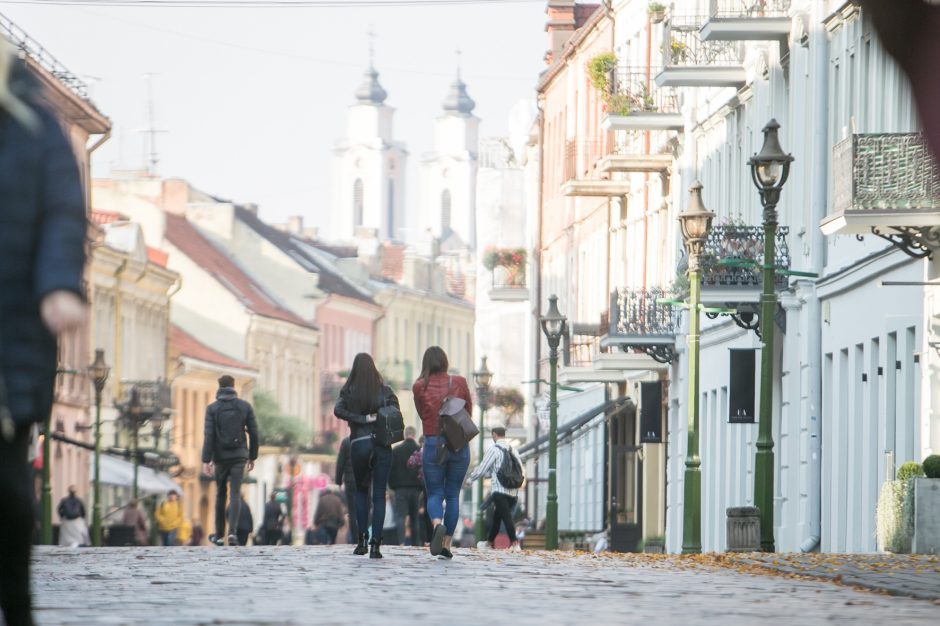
[202,375,259,546]
[56,486,89,547]
[388,426,422,546]
[312,487,346,545]
[261,493,283,546]
[335,436,358,541]
[467,427,523,552]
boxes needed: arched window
[441,189,452,236]
[387,178,395,239]
[353,178,364,227]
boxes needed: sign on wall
[729,348,756,423]
[640,381,663,443]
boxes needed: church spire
[442,49,475,115]
[354,27,387,105]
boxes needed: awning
[91,454,182,495]
[518,398,632,460]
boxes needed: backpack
[215,399,246,451]
[373,387,404,447]
[61,497,83,520]
[496,446,525,489]
[438,376,479,452]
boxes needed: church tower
[418,65,479,250]
[330,43,408,242]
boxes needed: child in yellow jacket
[154,491,183,546]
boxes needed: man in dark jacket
[313,488,346,545]
[335,436,358,540]
[226,494,254,547]
[0,46,88,626]
[201,375,259,546]
[261,493,283,546]
[389,426,422,546]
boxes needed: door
[608,401,642,552]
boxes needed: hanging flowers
[483,246,527,286]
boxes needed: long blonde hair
[0,37,39,132]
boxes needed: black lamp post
[88,349,110,548]
[472,355,492,544]
[127,389,142,501]
[748,119,793,553]
[677,181,715,554]
[539,295,567,551]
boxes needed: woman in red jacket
[412,346,473,559]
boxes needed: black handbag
[438,376,478,452]
[373,387,404,447]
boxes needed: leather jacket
[334,384,400,442]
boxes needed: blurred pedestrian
[189,524,205,547]
[335,436,358,541]
[312,487,345,545]
[389,426,422,546]
[0,37,88,626]
[121,499,148,546]
[466,427,523,552]
[226,494,252,547]
[261,493,283,546]
[201,374,259,547]
[56,486,90,547]
[155,491,183,546]
[334,353,400,559]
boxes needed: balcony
[655,16,746,88]
[601,66,683,132]
[601,288,678,365]
[821,133,940,258]
[700,0,792,42]
[562,139,631,197]
[699,224,790,307]
[560,324,626,383]
[488,265,529,302]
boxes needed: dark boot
[353,533,368,556]
[369,537,383,559]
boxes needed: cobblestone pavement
[725,552,940,601]
[29,546,940,626]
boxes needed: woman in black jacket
[333,353,400,558]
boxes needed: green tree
[253,390,310,448]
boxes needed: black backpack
[496,446,525,489]
[215,399,246,450]
[373,387,404,447]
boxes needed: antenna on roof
[138,73,167,176]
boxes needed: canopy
[91,454,182,495]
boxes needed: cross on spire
[368,26,376,68]
[456,48,462,80]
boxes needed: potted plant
[912,454,940,554]
[875,461,923,553]
[669,38,688,64]
[483,246,527,286]
[648,2,667,24]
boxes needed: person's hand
[202,463,213,476]
[40,291,86,335]
[247,460,255,472]
[365,413,378,423]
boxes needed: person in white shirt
[466,427,522,552]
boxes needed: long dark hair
[341,353,384,414]
[419,346,449,389]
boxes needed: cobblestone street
[29,546,940,625]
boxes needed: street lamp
[539,294,567,551]
[749,119,793,553]
[677,181,715,555]
[88,349,110,548]
[127,389,142,501]
[472,355,493,544]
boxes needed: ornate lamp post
[127,389,142,500]
[677,181,715,554]
[88,349,110,548]
[749,119,793,553]
[472,355,493,544]
[539,295,567,551]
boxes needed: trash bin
[726,506,760,552]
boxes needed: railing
[564,139,611,181]
[610,288,677,337]
[565,321,606,367]
[663,16,741,66]
[610,66,679,115]
[701,224,790,289]
[709,0,791,18]
[491,265,526,290]
[119,380,172,422]
[832,133,940,216]
[0,12,91,102]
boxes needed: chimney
[287,215,303,235]
[302,227,319,240]
[545,0,576,65]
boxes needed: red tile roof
[163,213,313,328]
[146,247,169,267]
[170,325,256,371]
[382,242,406,282]
[90,209,125,225]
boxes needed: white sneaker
[509,543,522,552]
[476,541,492,550]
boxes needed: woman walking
[412,347,473,559]
[334,353,400,558]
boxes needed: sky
[1,0,547,229]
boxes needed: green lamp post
[749,119,793,553]
[677,181,715,554]
[472,355,492,544]
[88,349,110,548]
[539,295,567,551]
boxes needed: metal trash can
[726,506,760,552]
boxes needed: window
[441,189,452,235]
[353,179,364,227]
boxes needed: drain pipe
[800,12,829,554]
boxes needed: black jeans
[393,487,422,546]
[0,424,34,626]
[214,459,245,540]
[350,436,391,540]
[488,493,518,544]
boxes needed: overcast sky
[2,0,546,229]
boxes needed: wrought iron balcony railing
[564,139,610,181]
[701,224,790,291]
[491,265,526,290]
[663,16,741,67]
[0,13,91,102]
[610,67,679,115]
[607,287,677,363]
[709,0,791,18]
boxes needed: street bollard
[726,506,761,552]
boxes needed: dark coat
[201,387,259,463]
[0,62,86,424]
[335,436,356,487]
[388,438,422,490]
[333,384,400,442]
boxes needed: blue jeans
[421,436,470,535]
[350,436,392,540]
[160,530,177,546]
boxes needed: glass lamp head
[540,295,568,342]
[749,118,793,190]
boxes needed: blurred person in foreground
[0,37,88,626]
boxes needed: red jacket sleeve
[459,377,473,416]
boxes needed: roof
[537,3,607,93]
[233,206,376,305]
[90,210,125,226]
[381,242,406,282]
[164,213,314,328]
[146,247,169,267]
[170,325,256,372]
